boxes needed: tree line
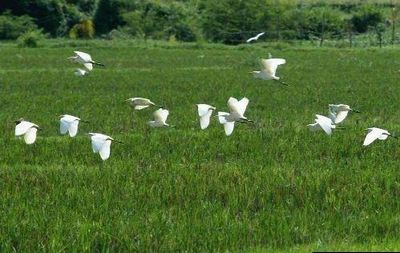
[0,0,398,45]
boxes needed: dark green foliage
[93,0,122,35]
[351,5,384,33]
[0,11,37,40]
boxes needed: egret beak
[114,140,124,144]
[93,62,105,67]
[352,109,361,113]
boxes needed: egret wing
[246,37,255,43]
[68,121,79,137]
[197,104,212,117]
[200,110,213,130]
[74,51,92,62]
[154,109,169,124]
[135,105,150,110]
[99,140,111,160]
[261,58,286,76]
[223,122,235,136]
[333,111,349,124]
[83,63,93,71]
[316,118,332,135]
[363,129,382,146]
[15,121,35,136]
[91,136,105,153]
[228,97,249,116]
[24,127,37,144]
[60,119,70,134]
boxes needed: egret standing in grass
[328,104,360,124]
[68,51,105,71]
[60,114,86,137]
[251,58,287,85]
[15,119,39,144]
[88,133,117,161]
[246,32,265,43]
[126,97,156,110]
[308,114,336,135]
[363,127,395,146]
[196,104,216,130]
[148,108,170,127]
[218,97,251,136]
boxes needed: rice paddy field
[1,40,400,252]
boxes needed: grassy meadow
[1,41,400,252]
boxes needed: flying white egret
[196,104,216,130]
[88,133,120,161]
[126,97,156,110]
[15,119,39,144]
[60,114,87,137]
[328,104,360,124]
[74,68,88,77]
[251,58,287,85]
[217,97,251,136]
[68,51,104,71]
[246,32,265,43]
[148,108,170,127]
[363,127,395,146]
[308,114,336,135]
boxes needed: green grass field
[1,41,400,252]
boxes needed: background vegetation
[1,0,400,46]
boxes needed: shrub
[69,20,95,39]
[17,30,45,48]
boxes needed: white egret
[363,127,395,146]
[74,68,88,77]
[88,133,119,161]
[217,97,251,136]
[251,58,287,85]
[148,108,170,127]
[15,119,39,144]
[60,114,87,137]
[328,104,360,124]
[308,114,336,135]
[196,104,216,130]
[68,51,104,71]
[126,97,156,110]
[246,32,265,43]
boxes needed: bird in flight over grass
[196,104,216,130]
[246,32,265,43]
[15,119,39,144]
[328,104,360,124]
[363,127,395,146]
[218,97,252,136]
[74,68,88,77]
[148,108,170,127]
[126,97,156,110]
[68,51,105,71]
[59,114,87,137]
[308,114,336,135]
[251,58,287,85]
[88,133,119,161]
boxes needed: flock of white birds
[14,45,396,161]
